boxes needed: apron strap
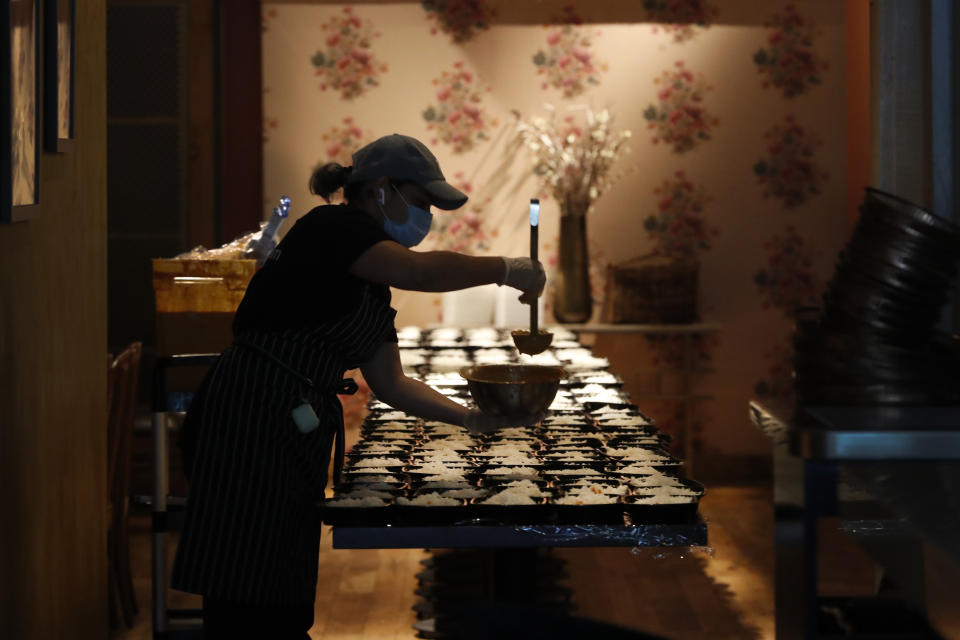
[234,339,357,486]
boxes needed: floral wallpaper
[643,61,718,153]
[753,3,830,98]
[422,0,495,43]
[423,61,496,154]
[644,170,717,261]
[311,7,386,99]
[261,1,847,461]
[754,224,820,314]
[533,6,606,98]
[320,116,368,165]
[644,0,720,43]
[422,171,494,253]
[754,114,827,208]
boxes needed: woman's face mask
[381,185,433,248]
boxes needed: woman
[170,134,546,638]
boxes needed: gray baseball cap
[347,134,468,210]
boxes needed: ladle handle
[530,207,538,335]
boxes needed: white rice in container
[373,411,418,421]
[353,444,407,454]
[440,487,488,499]
[486,454,542,467]
[616,464,662,475]
[565,480,629,495]
[544,450,597,461]
[630,494,697,505]
[483,466,540,478]
[351,457,406,468]
[423,423,468,434]
[325,496,389,508]
[407,461,470,474]
[548,467,600,476]
[369,421,416,431]
[396,493,461,507]
[492,428,538,438]
[555,487,619,505]
[427,328,462,341]
[604,447,670,462]
[481,488,538,505]
[572,383,616,397]
[598,417,654,427]
[422,436,475,448]
[423,471,469,482]
[464,328,499,341]
[501,479,549,497]
[478,443,534,457]
[397,326,423,340]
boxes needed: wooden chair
[107,341,142,629]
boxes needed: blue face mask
[382,185,433,248]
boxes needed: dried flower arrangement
[514,105,632,217]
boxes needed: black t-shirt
[232,203,396,334]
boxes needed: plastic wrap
[512,521,707,548]
[174,223,264,260]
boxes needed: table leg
[774,452,837,639]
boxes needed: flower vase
[553,211,592,323]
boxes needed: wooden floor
[110,485,960,639]
[113,486,766,639]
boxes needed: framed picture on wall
[43,0,73,153]
[1,0,40,223]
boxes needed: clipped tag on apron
[291,400,320,433]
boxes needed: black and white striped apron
[170,284,397,605]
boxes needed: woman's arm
[360,340,470,426]
[350,240,505,293]
[359,341,545,433]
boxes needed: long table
[325,327,708,638]
[326,326,706,547]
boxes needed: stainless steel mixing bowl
[460,364,566,418]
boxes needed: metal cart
[150,353,219,639]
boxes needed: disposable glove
[500,257,546,305]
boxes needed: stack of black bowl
[794,187,960,406]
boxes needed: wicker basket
[602,255,699,323]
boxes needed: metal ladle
[512,198,553,355]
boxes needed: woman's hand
[463,410,546,435]
[500,257,546,305]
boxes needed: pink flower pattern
[753,4,829,98]
[643,0,720,43]
[644,61,718,153]
[644,170,718,261]
[424,172,494,254]
[754,225,819,316]
[754,115,826,208]
[532,6,605,98]
[320,116,367,165]
[423,61,495,154]
[422,0,495,43]
[311,8,386,100]
[754,339,795,399]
